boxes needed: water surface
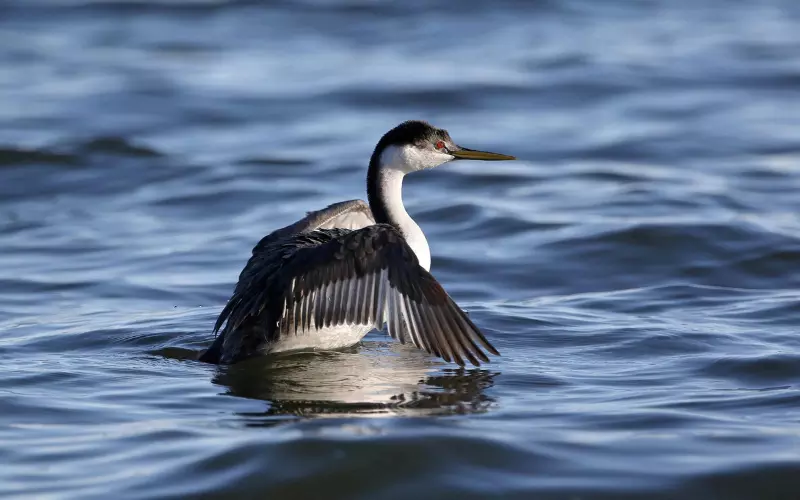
[2,0,800,498]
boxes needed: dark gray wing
[212,224,499,366]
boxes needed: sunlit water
[2,0,800,498]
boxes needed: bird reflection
[207,340,498,423]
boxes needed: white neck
[376,166,431,271]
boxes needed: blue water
[2,1,800,498]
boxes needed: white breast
[264,323,374,354]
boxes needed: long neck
[367,150,431,271]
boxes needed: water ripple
[2,0,800,498]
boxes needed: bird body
[200,121,514,366]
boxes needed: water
[2,0,800,498]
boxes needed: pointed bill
[450,147,516,161]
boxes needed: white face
[379,143,455,174]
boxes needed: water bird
[200,120,515,366]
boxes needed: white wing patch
[276,267,490,364]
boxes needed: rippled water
[2,0,800,498]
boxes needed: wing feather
[210,224,498,366]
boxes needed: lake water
[2,0,800,498]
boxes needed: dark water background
[2,0,800,498]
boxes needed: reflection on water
[206,341,497,421]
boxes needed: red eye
[435,141,445,150]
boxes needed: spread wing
[252,199,374,252]
[214,224,499,366]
